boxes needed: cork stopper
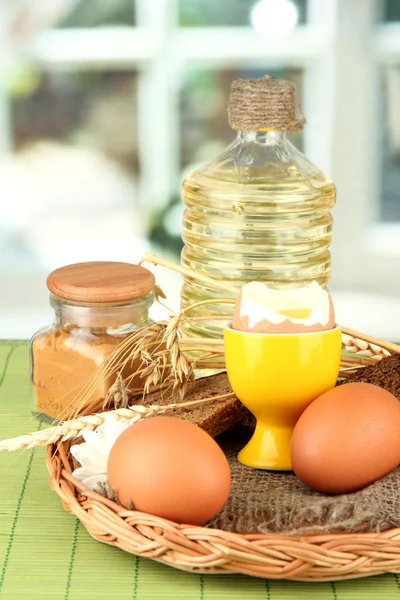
[227,75,305,132]
[47,262,155,303]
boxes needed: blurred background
[0,0,399,339]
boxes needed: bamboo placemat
[1,342,400,599]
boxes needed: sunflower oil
[181,129,335,340]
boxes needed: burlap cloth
[207,427,400,535]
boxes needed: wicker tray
[46,437,400,582]
[22,315,400,582]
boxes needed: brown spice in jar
[32,326,141,420]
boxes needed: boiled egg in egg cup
[224,282,342,471]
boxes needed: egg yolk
[278,308,313,319]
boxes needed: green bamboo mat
[1,343,400,599]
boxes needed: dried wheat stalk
[341,328,397,361]
[61,319,193,420]
[140,252,238,295]
[69,295,236,419]
[0,393,235,451]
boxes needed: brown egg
[232,289,335,334]
[107,416,231,525]
[290,383,400,494]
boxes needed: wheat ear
[0,394,234,451]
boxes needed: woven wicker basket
[47,439,400,582]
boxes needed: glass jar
[30,261,155,423]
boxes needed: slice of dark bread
[133,373,250,438]
[131,353,400,439]
[337,353,400,397]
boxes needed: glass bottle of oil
[180,75,336,339]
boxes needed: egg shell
[290,382,400,494]
[107,416,231,525]
[232,290,335,334]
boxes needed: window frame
[3,0,400,293]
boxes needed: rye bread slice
[133,373,250,438]
[337,353,400,397]
[131,353,400,439]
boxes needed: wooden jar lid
[47,262,155,303]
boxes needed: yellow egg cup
[224,325,342,471]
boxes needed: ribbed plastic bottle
[180,75,336,339]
